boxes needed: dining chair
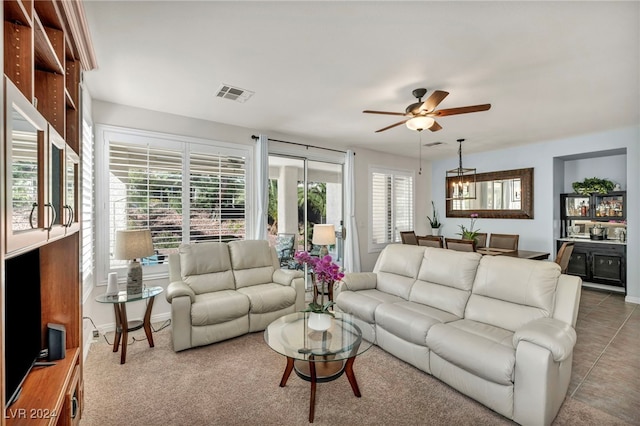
[555,241,575,274]
[488,233,519,251]
[474,233,487,249]
[445,238,476,252]
[418,235,444,248]
[400,231,418,245]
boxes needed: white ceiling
[82,1,639,160]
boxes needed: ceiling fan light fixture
[406,116,435,132]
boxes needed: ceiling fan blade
[428,121,443,132]
[419,90,449,113]
[375,119,408,133]
[430,104,491,117]
[363,110,407,116]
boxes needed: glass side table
[95,286,163,364]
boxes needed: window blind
[370,168,414,250]
[189,150,246,242]
[81,117,94,285]
[108,143,183,267]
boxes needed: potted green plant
[457,213,480,242]
[294,251,344,330]
[572,177,615,195]
[427,201,442,236]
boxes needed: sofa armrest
[513,317,577,362]
[340,272,378,291]
[273,268,304,286]
[334,273,378,306]
[166,281,195,304]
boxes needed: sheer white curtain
[343,150,361,272]
[254,135,269,240]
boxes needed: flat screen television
[4,249,42,406]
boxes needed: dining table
[476,247,550,260]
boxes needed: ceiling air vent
[215,84,255,103]
[424,141,444,147]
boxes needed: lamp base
[319,245,329,257]
[126,260,143,297]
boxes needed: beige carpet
[81,325,630,426]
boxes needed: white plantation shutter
[369,167,414,251]
[81,117,94,286]
[105,134,248,272]
[189,150,246,241]
[108,143,183,267]
[393,174,413,241]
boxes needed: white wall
[431,126,639,303]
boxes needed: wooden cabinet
[557,240,626,290]
[2,1,96,425]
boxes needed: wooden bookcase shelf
[2,0,95,424]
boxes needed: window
[369,166,414,252]
[81,116,94,295]
[96,126,251,280]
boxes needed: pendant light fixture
[446,139,476,200]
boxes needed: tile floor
[569,287,639,424]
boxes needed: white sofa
[166,240,305,351]
[334,244,581,426]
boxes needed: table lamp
[312,224,336,257]
[115,229,154,297]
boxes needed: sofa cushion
[376,301,459,346]
[410,248,481,317]
[465,256,560,331]
[228,240,277,288]
[336,289,404,323]
[179,242,235,294]
[373,244,425,299]
[191,290,250,326]
[427,319,515,385]
[237,283,296,314]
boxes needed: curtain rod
[251,135,352,155]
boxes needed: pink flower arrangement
[294,252,344,314]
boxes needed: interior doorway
[267,155,344,269]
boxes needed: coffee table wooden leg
[279,357,295,387]
[309,360,317,423]
[143,295,156,347]
[344,356,361,397]
[119,303,128,364]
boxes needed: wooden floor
[570,287,639,424]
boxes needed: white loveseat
[334,244,581,426]
[166,240,305,351]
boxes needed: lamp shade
[312,224,336,246]
[114,230,154,260]
[406,116,435,132]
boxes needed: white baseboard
[82,312,172,362]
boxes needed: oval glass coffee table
[264,312,375,423]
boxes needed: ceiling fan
[363,88,491,133]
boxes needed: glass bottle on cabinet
[563,195,590,218]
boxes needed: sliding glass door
[267,155,344,270]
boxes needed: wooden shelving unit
[2,0,96,424]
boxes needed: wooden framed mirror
[446,168,534,219]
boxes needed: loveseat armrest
[273,268,304,285]
[166,280,196,304]
[513,317,577,362]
